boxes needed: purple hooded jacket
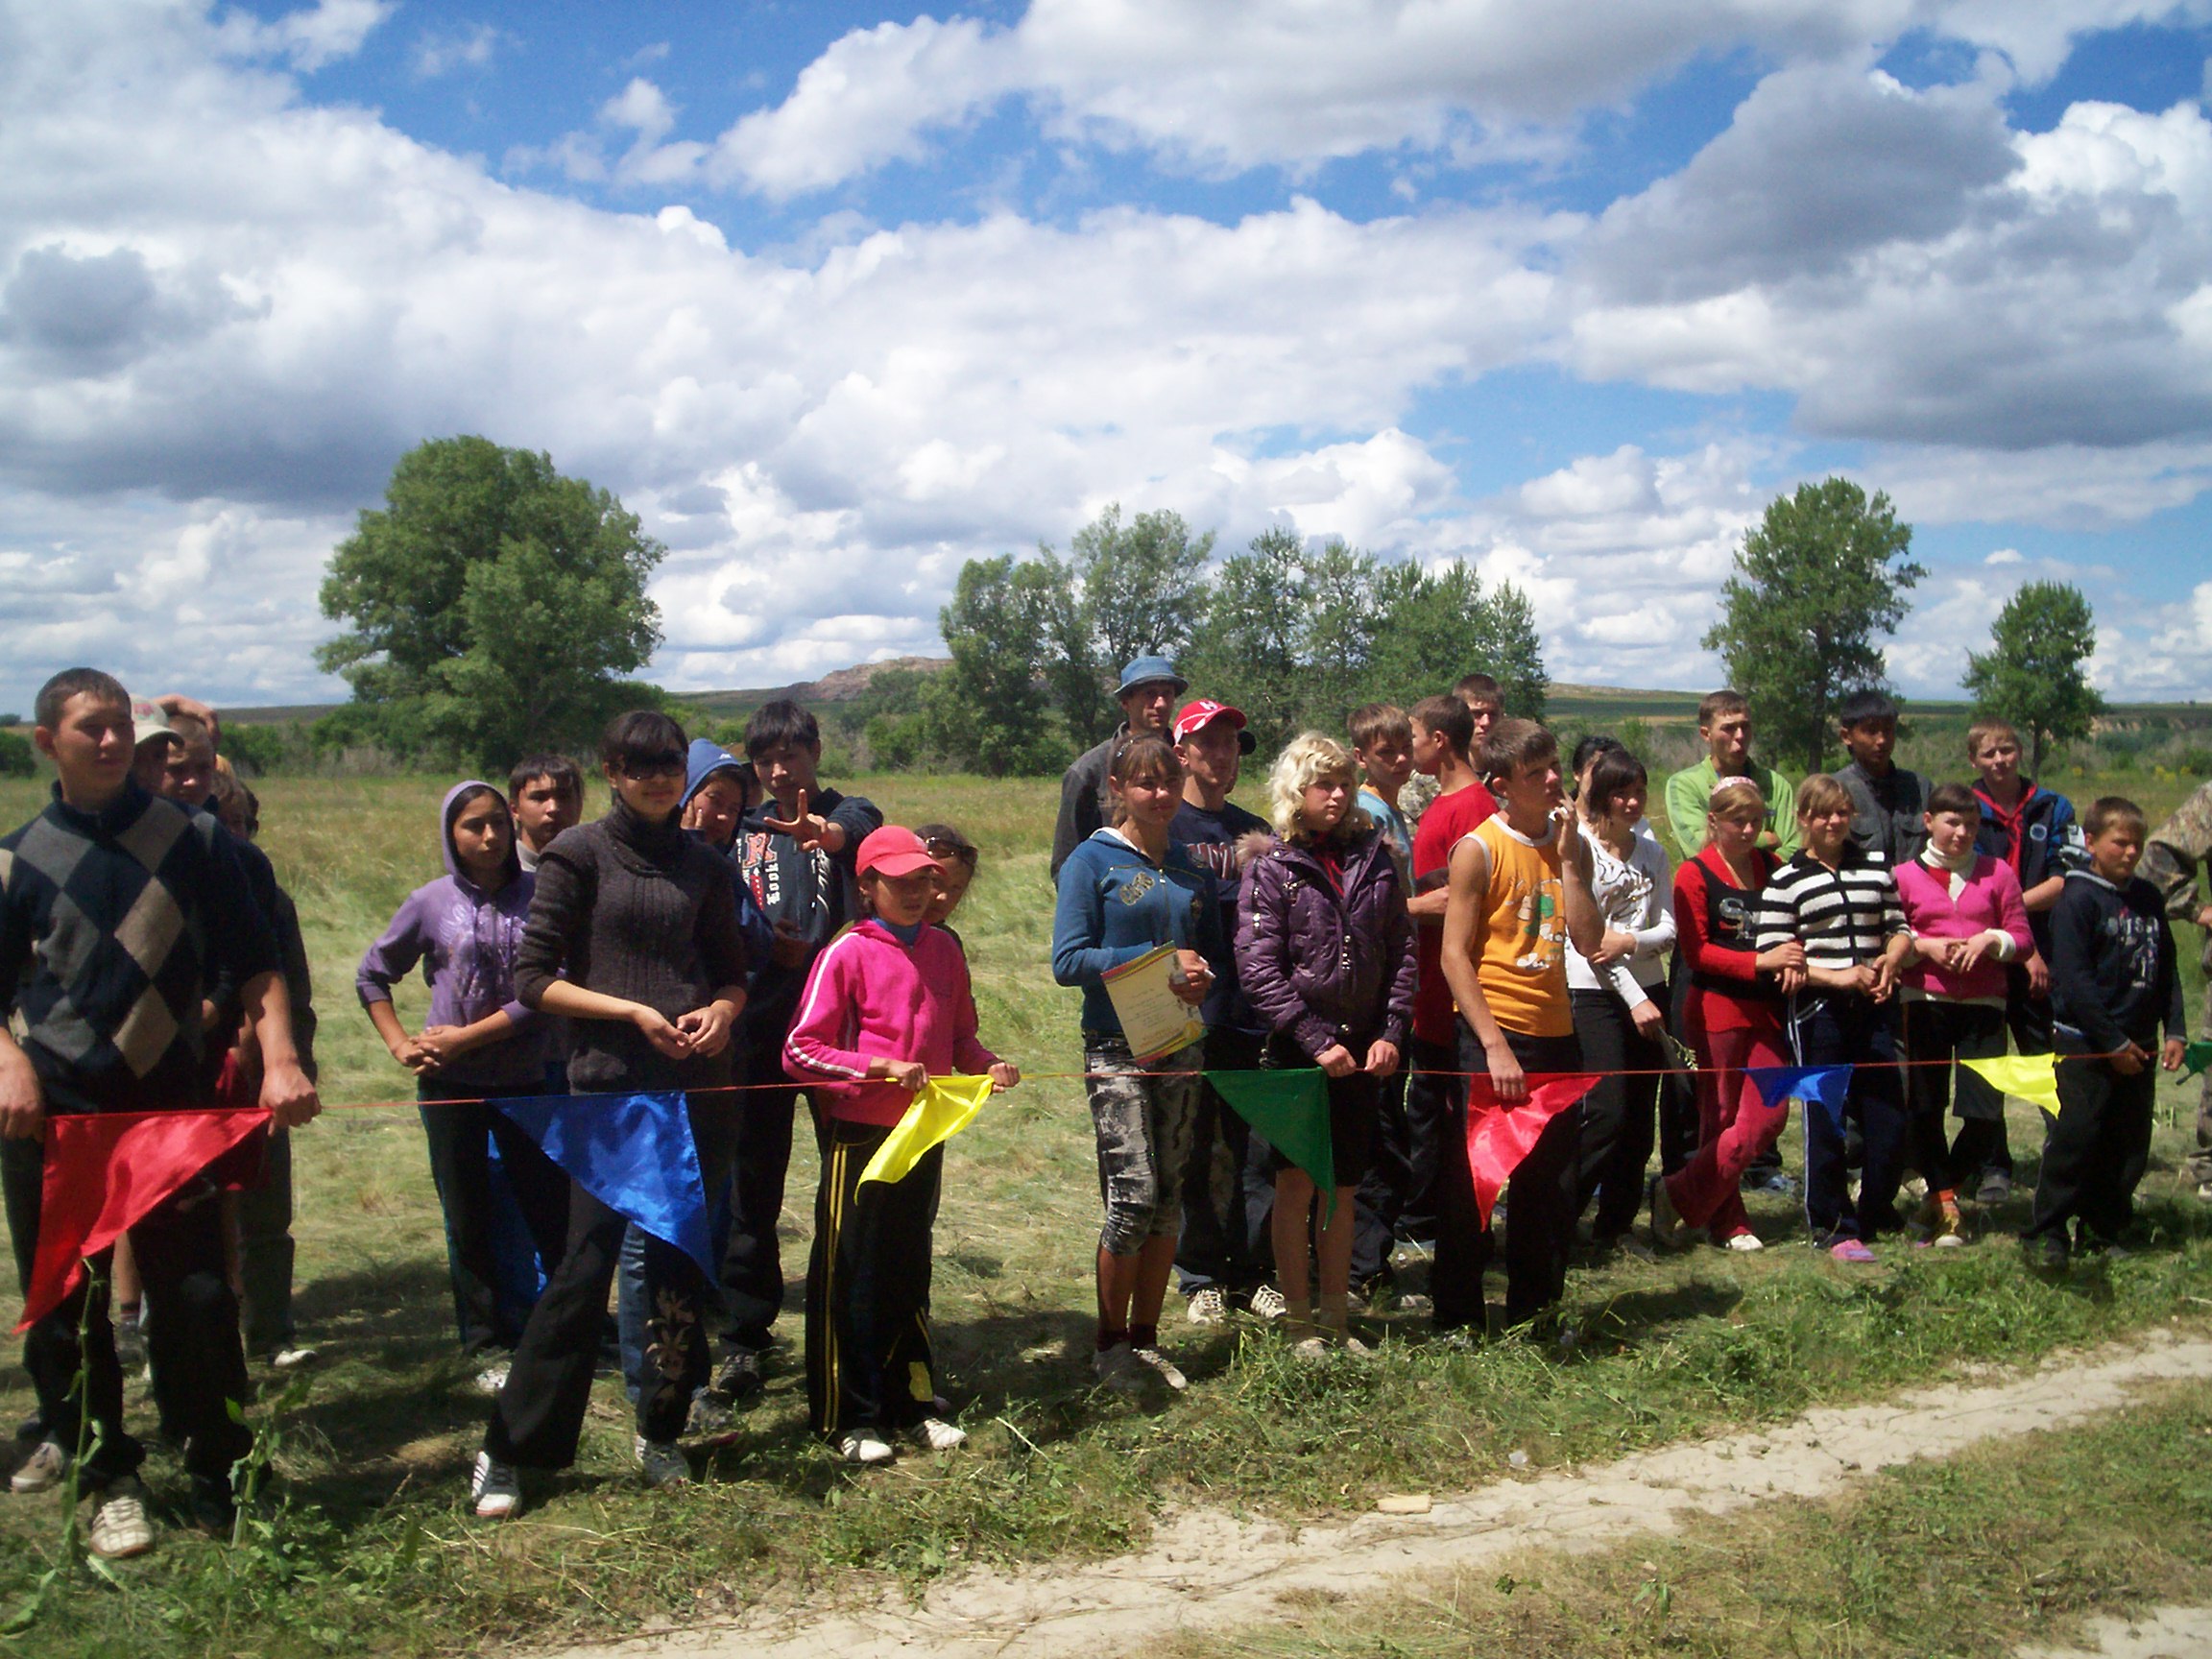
[355,781,545,1087]
[1236,827,1417,1059]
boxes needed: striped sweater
[1754,846,1906,974]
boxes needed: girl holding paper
[1051,735,1226,1396]
[1237,734,1416,1356]
[784,826,1018,1465]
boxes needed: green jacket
[1662,758,1800,858]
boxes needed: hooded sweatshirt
[1973,781,2086,954]
[356,781,544,1088]
[782,920,998,1126]
[681,738,777,974]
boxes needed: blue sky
[3,0,2210,713]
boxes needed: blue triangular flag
[493,1091,714,1276]
[1745,1065,1855,1134]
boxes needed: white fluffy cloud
[1,0,2209,712]
[690,0,2211,196]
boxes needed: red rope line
[41,1051,2127,1120]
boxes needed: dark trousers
[1570,988,1664,1240]
[419,1081,573,1353]
[1434,1025,1583,1331]
[1969,965,2057,1180]
[1372,1035,1460,1250]
[1658,963,1701,1174]
[234,1123,296,1355]
[1900,999,2007,1197]
[2026,1038,2156,1247]
[1175,1026,1270,1295]
[806,1120,942,1438]
[1349,1068,1408,1287]
[1791,996,1907,1243]
[4,1133,252,1488]
[487,1094,736,1467]
[719,1044,805,1355]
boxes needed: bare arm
[1440,836,1525,1099]
[0,1027,43,1141]
[1556,813,1603,959]
[242,971,319,1127]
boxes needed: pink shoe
[1828,1238,1877,1264]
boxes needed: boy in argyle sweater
[0,669,318,1555]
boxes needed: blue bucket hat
[1116,655,1188,697]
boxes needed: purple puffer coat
[1236,828,1416,1059]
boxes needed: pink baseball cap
[1171,698,1257,754]
[855,826,944,879]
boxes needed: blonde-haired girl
[1238,734,1416,1353]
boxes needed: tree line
[297,437,2110,781]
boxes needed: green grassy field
[0,764,2206,1657]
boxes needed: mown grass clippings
[1153,1376,2212,1659]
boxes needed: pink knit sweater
[1893,854,2032,1001]
[783,921,998,1126]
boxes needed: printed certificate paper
[1100,943,1204,1063]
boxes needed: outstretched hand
[760,790,843,854]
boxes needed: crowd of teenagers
[0,661,2199,1554]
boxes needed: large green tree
[1703,477,1924,773]
[926,555,1070,775]
[1181,534,1551,751]
[1037,504,1214,746]
[1961,580,2105,776]
[317,437,664,766]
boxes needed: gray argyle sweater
[0,781,277,1114]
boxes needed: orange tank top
[1465,815,1571,1038]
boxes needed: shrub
[0,728,33,778]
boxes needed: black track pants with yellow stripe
[807,1118,943,1438]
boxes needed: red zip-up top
[1673,843,1781,1034]
[783,920,998,1126]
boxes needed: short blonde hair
[1795,773,1852,819]
[1707,776,1766,824]
[1267,732,1371,844]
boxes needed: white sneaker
[839,1431,894,1465]
[635,1435,691,1489]
[1247,1285,1288,1322]
[470,1452,521,1519]
[1132,1344,1188,1392]
[11,1439,66,1495]
[1093,1341,1143,1395]
[473,1362,510,1396]
[1723,1232,1765,1253]
[268,1346,319,1370]
[1185,1286,1227,1325]
[86,1479,154,1559]
[910,1417,967,1452]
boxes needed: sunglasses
[924,836,978,870]
[617,753,686,781]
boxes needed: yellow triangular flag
[858,1075,996,1186]
[1961,1054,2062,1118]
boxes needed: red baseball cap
[1171,698,1257,754]
[855,826,944,880]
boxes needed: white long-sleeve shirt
[1565,822,1674,1008]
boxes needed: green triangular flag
[1209,1070,1335,1200]
[2183,1040,2212,1081]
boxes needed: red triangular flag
[17,1109,269,1332]
[1464,1073,1601,1229]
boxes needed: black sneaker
[712,1348,766,1404]
[2023,1236,2069,1275]
[188,1474,238,1539]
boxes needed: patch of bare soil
[543,1334,2212,1659]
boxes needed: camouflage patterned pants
[2187,985,2212,1187]
[1085,1035,1204,1256]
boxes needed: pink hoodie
[1894,853,2032,1001]
[783,921,998,1126]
